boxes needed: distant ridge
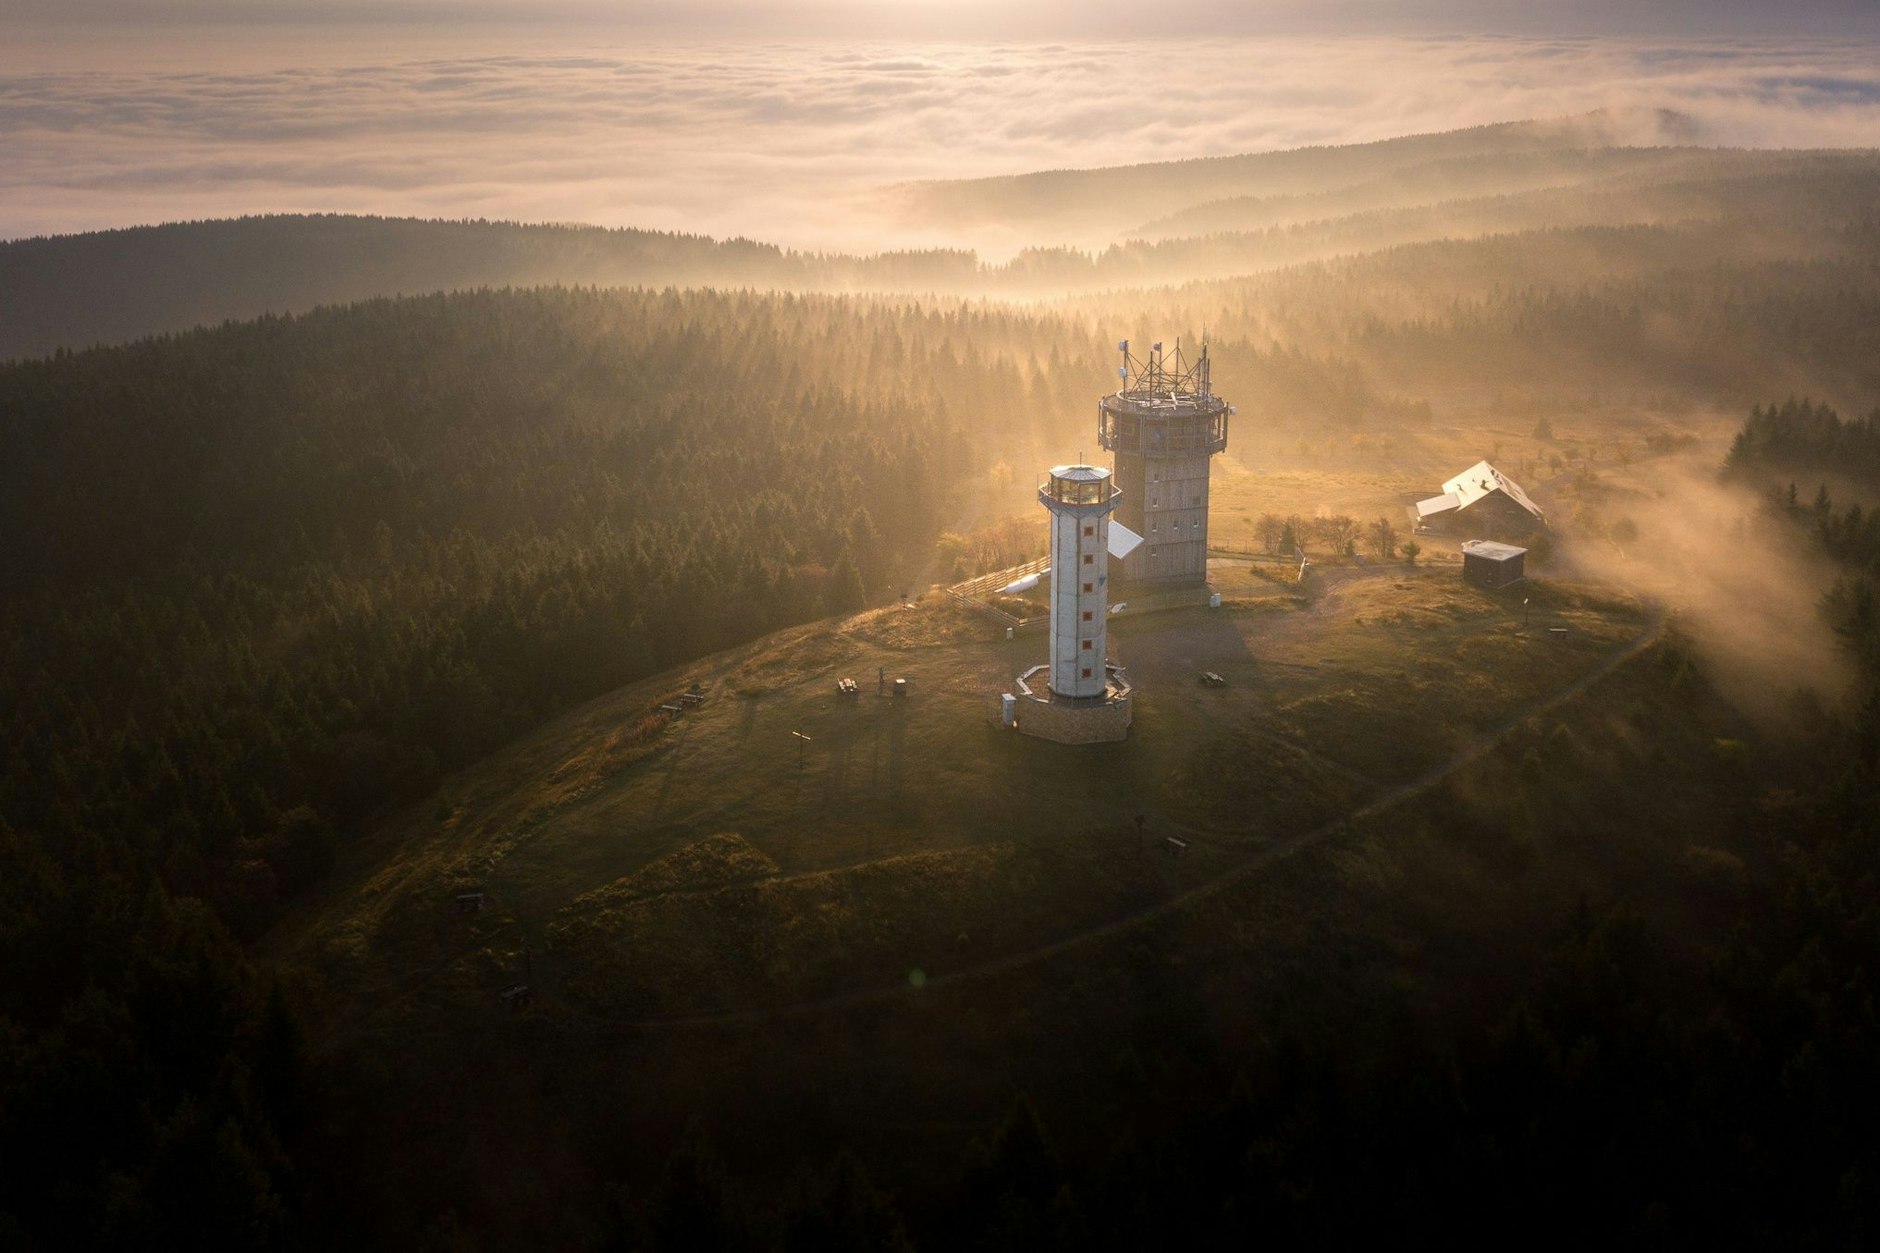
[11,111,1879,362]
[890,109,1706,236]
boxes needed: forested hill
[0,284,1112,1239]
[0,285,1118,920]
[0,216,908,362]
[8,136,1879,363]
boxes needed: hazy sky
[9,2,1880,37]
[5,4,1879,247]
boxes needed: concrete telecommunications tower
[1098,339,1232,591]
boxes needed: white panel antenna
[1107,521,1145,560]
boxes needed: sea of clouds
[4,29,1879,251]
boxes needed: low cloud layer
[4,30,1879,251]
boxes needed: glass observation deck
[1043,465,1115,506]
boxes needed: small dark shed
[1461,539,1527,589]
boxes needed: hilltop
[260,561,1777,1243]
[275,572,1655,1021]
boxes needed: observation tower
[1041,464,1120,699]
[1098,339,1233,591]
[1006,462,1137,743]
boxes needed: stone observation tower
[1098,339,1233,591]
[1005,462,1139,743]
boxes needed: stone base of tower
[1010,665,1132,744]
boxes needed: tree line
[0,284,1145,1245]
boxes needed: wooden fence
[946,556,1051,631]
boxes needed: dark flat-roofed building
[1461,539,1528,589]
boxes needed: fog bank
[4,32,1879,250]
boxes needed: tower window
[1083,553,1094,565]
[1083,582,1093,593]
[1082,610,1093,621]
[1083,525,1094,537]
[1082,667,1093,679]
[1082,639,1093,650]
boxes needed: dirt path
[579,604,1669,1031]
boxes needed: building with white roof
[1411,460,1546,536]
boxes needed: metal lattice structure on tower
[1098,339,1234,590]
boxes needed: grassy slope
[264,562,1741,1243]
[274,573,1644,1021]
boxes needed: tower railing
[1097,405,1229,456]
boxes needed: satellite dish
[1152,342,1163,352]
[1117,366,1128,380]
[1117,339,1128,352]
